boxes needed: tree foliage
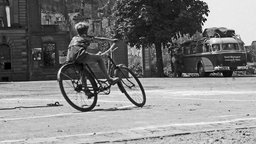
[112,0,209,76]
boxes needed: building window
[58,50,67,64]
[42,42,56,67]
[32,47,43,68]
[0,0,11,28]
[32,48,42,61]
[5,4,10,27]
[40,0,69,31]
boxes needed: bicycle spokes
[116,66,146,107]
[121,78,135,89]
[58,63,98,112]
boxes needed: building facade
[0,0,29,81]
[0,0,127,82]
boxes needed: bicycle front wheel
[57,63,98,112]
[115,66,146,107]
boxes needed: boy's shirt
[66,35,92,62]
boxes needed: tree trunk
[155,42,165,77]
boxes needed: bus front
[210,38,247,77]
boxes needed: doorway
[0,43,11,81]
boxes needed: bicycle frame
[82,64,109,94]
[80,53,117,94]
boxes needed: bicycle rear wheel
[115,66,146,107]
[57,63,98,112]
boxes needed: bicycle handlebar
[94,37,118,42]
[91,37,118,55]
[101,43,118,55]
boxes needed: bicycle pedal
[84,90,94,98]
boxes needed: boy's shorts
[66,46,88,63]
[75,49,89,63]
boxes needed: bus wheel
[198,65,210,77]
[177,72,182,77]
[222,71,233,77]
[198,65,206,77]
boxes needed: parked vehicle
[177,27,247,77]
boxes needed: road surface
[0,77,256,143]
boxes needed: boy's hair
[75,22,89,36]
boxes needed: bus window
[234,44,239,50]
[239,43,245,51]
[212,44,220,52]
[203,43,210,52]
[196,44,203,53]
[222,43,239,51]
[191,44,196,54]
[183,46,190,55]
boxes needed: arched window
[0,43,11,70]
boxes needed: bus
[177,36,247,77]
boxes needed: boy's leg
[83,53,119,85]
[83,53,111,80]
[78,52,119,85]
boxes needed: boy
[66,22,119,85]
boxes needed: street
[0,77,256,143]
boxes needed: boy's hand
[96,51,102,56]
[112,39,118,42]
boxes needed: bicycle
[57,38,146,112]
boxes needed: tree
[249,41,256,62]
[112,0,209,77]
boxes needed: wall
[0,29,28,81]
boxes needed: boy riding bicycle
[66,22,119,85]
[58,22,146,111]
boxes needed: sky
[202,0,256,45]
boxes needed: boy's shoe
[84,89,94,98]
[108,77,120,85]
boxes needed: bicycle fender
[114,65,127,93]
[117,82,125,93]
[57,64,67,81]
[116,64,127,68]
